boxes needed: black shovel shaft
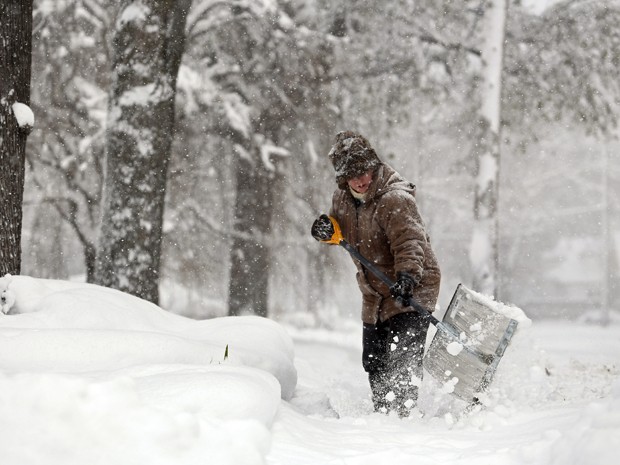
[339,240,441,328]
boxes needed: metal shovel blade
[423,284,519,403]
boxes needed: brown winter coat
[330,163,441,325]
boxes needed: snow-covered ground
[1,275,618,465]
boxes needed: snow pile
[1,275,619,464]
[11,102,35,129]
[0,275,297,465]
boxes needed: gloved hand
[389,272,416,306]
[311,214,335,241]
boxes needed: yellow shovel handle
[322,215,344,245]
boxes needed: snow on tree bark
[470,0,507,297]
[0,0,33,276]
[94,0,190,304]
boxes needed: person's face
[347,170,373,194]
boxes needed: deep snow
[1,275,618,465]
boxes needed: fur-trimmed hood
[328,131,382,189]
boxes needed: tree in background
[188,1,334,317]
[0,0,33,276]
[470,0,507,296]
[496,0,620,305]
[169,0,342,319]
[503,0,620,135]
[94,0,191,304]
[25,0,114,281]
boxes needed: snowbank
[2,275,619,464]
[0,275,297,465]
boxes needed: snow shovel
[315,215,519,404]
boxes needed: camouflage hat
[328,131,381,189]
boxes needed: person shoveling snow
[312,131,525,417]
[312,131,441,417]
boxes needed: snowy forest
[2,0,619,323]
[2,1,620,464]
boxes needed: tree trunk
[470,0,507,297]
[0,0,33,276]
[228,155,277,317]
[94,0,190,304]
[601,145,618,326]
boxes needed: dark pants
[362,311,428,416]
